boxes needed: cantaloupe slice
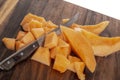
[44,32,58,49]
[62,18,69,24]
[61,26,96,73]
[16,41,25,50]
[31,47,51,66]
[53,54,70,73]
[50,38,71,59]
[31,28,44,39]
[74,62,85,80]
[50,46,70,59]
[20,13,46,26]
[43,27,55,33]
[77,28,120,57]
[21,32,35,45]
[67,55,81,72]
[46,20,58,28]
[2,37,15,50]
[22,19,43,31]
[71,21,109,35]
[16,31,26,40]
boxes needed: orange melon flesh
[46,20,58,28]
[74,62,85,80]
[61,26,96,73]
[23,19,43,31]
[58,38,69,47]
[16,31,26,40]
[31,47,51,66]
[44,32,58,49]
[62,18,69,24]
[2,37,15,50]
[21,32,35,45]
[67,55,81,72]
[53,54,70,73]
[31,28,45,39]
[43,27,55,33]
[78,28,120,57]
[15,41,25,50]
[71,21,109,35]
[20,13,46,26]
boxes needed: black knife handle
[0,40,39,70]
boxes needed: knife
[0,12,80,70]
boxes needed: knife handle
[0,40,39,70]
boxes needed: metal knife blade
[0,12,80,70]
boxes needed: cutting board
[0,0,120,80]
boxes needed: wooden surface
[0,0,120,80]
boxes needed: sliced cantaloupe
[78,28,120,57]
[31,28,44,39]
[21,32,35,45]
[50,38,71,59]
[2,37,15,50]
[50,46,70,59]
[67,55,81,72]
[62,18,69,24]
[22,19,43,31]
[61,26,96,73]
[16,31,26,40]
[71,21,109,35]
[31,47,51,66]
[20,13,46,26]
[46,20,58,28]
[53,54,70,73]
[44,32,58,49]
[74,62,85,80]
[15,41,25,50]
[43,27,55,33]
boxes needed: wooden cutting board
[0,0,120,80]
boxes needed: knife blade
[0,12,80,70]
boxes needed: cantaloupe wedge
[16,31,26,40]
[67,55,81,72]
[71,21,109,35]
[43,27,55,33]
[76,28,120,57]
[61,26,96,73]
[46,20,58,28]
[16,41,25,50]
[74,62,85,80]
[21,32,35,45]
[2,37,15,50]
[53,54,70,73]
[20,13,46,26]
[44,32,58,49]
[31,47,51,66]
[22,19,43,31]
[50,38,71,59]
[62,18,69,24]
[31,28,44,39]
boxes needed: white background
[64,0,120,20]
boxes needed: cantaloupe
[22,19,43,31]
[15,41,25,50]
[50,38,71,59]
[46,20,58,28]
[31,28,44,39]
[21,32,35,44]
[67,55,81,72]
[2,37,16,50]
[61,26,96,73]
[78,28,120,57]
[74,62,85,80]
[31,47,51,66]
[20,13,46,26]
[16,31,26,40]
[62,18,69,24]
[44,32,58,49]
[53,54,70,73]
[71,21,109,35]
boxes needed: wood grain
[0,0,120,80]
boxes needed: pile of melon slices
[2,13,120,80]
